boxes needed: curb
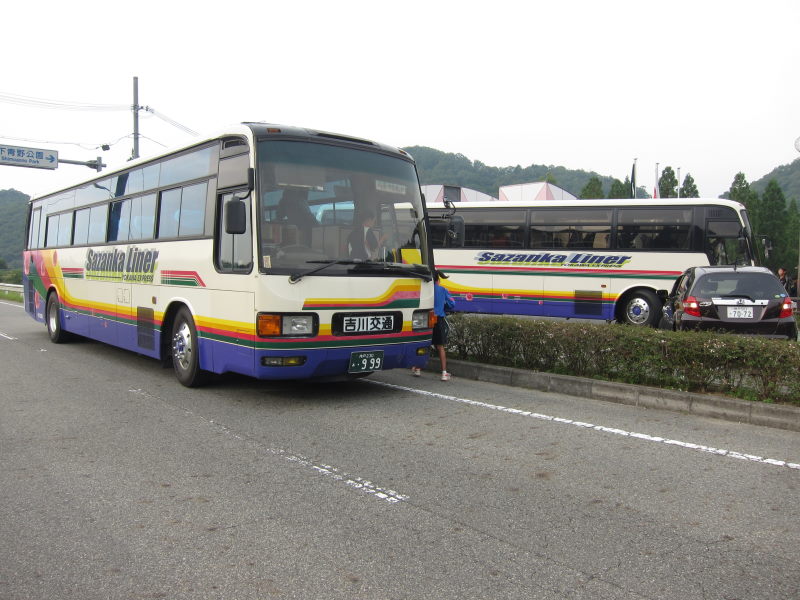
[428,358,800,433]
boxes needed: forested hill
[751,158,800,202]
[404,146,619,198]
[2,154,798,270]
[0,188,28,269]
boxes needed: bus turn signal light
[257,314,281,336]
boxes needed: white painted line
[0,301,22,308]
[369,380,800,472]
[0,331,17,340]
[128,388,408,505]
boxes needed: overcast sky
[2,0,799,199]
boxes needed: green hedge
[446,314,800,405]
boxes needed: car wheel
[171,307,209,387]
[619,290,662,327]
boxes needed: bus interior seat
[311,226,343,258]
[593,232,610,248]
[280,224,299,246]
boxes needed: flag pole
[654,163,659,198]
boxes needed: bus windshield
[256,140,429,273]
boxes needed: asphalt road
[1,300,798,599]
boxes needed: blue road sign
[0,144,58,169]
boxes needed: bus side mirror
[760,235,772,258]
[447,215,464,246]
[225,199,247,235]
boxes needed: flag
[630,160,637,198]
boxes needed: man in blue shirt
[413,270,455,381]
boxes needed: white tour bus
[24,123,436,386]
[427,198,757,326]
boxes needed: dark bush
[446,314,800,405]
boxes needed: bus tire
[171,306,209,387]
[46,292,70,343]
[619,290,661,327]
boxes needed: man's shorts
[432,318,449,346]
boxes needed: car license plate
[348,350,384,373]
[727,306,753,319]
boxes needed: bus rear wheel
[46,292,70,343]
[171,307,209,387]
[619,290,661,327]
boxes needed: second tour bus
[24,123,435,386]
[428,198,757,326]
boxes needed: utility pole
[132,76,140,160]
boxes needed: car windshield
[256,140,429,274]
[692,272,787,300]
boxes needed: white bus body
[427,198,756,326]
[24,123,435,386]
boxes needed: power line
[0,90,198,136]
[0,132,131,150]
[142,107,198,136]
[0,91,127,111]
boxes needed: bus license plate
[727,306,753,319]
[349,351,384,373]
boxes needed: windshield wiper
[351,262,433,281]
[289,260,432,283]
[288,259,362,283]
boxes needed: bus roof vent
[316,132,375,146]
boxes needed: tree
[580,176,604,199]
[679,173,699,198]
[608,178,629,199]
[760,180,788,271]
[728,172,761,230]
[726,172,766,262]
[0,257,7,270]
[658,166,679,198]
[785,197,799,281]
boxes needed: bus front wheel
[619,290,661,327]
[171,307,209,387]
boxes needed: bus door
[489,228,544,316]
[531,209,613,320]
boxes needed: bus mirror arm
[247,167,255,191]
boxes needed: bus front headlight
[283,315,314,335]
[412,309,433,330]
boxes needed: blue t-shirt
[434,283,454,317]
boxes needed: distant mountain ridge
[2,152,798,270]
[0,188,27,269]
[403,146,621,199]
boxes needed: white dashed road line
[129,388,409,505]
[370,380,800,472]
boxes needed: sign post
[0,144,58,169]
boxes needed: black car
[659,266,798,340]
